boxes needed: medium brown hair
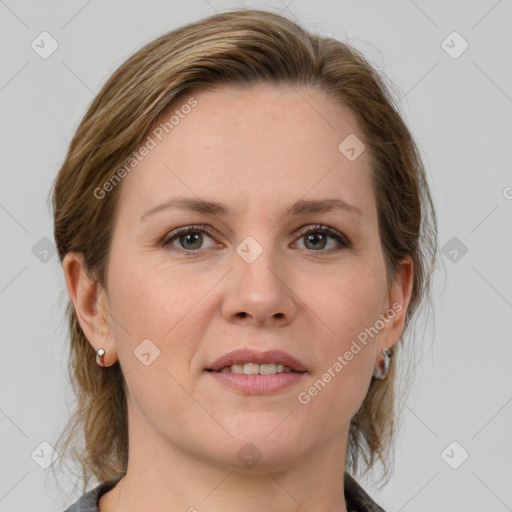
[50,7,437,494]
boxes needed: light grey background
[1,1,511,511]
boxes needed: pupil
[306,233,326,249]
[182,232,202,249]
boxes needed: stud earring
[373,347,393,380]
[96,348,106,367]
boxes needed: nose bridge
[222,232,297,325]
[236,232,283,299]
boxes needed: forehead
[116,84,375,223]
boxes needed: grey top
[62,480,117,512]
[62,473,386,512]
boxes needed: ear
[62,252,118,367]
[378,254,414,352]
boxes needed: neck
[100,430,350,512]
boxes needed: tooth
[231,364,244,374]
[243,363,259,375]
[223,362,294,374]
[259,363,277,375]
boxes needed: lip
[209,371,305,394]
[205,349,308,395]
[206,348,307,372]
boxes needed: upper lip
[207,349,307,372]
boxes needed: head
[50,8,437,492]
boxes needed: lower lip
[207,371,306,394]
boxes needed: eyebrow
[140,196,364,222]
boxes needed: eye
[161,223,351,255]
[293,224,351,252]
[162,225,219,253]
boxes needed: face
[68,84,412,473]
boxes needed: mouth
[205,349,307,395]
[210,362,296,375]
[206,348,307,373]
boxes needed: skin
[63,84,413,512]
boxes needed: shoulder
[344,472,387,512]
[61,480,118,512]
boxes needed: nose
[221,245,298,327]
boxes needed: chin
[200,425,310,473]
[217,443,307,474]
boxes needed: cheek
[296,265,383,413]
[106,261,193,383]
[297,356,373,437]
[312,263,385,343]
[109,255,211,337]
[297,277,378,424]
[108,263,205,423]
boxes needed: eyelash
[161,224,351,255]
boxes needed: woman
[52,8,437,512]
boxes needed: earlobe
[62,252,117,367]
